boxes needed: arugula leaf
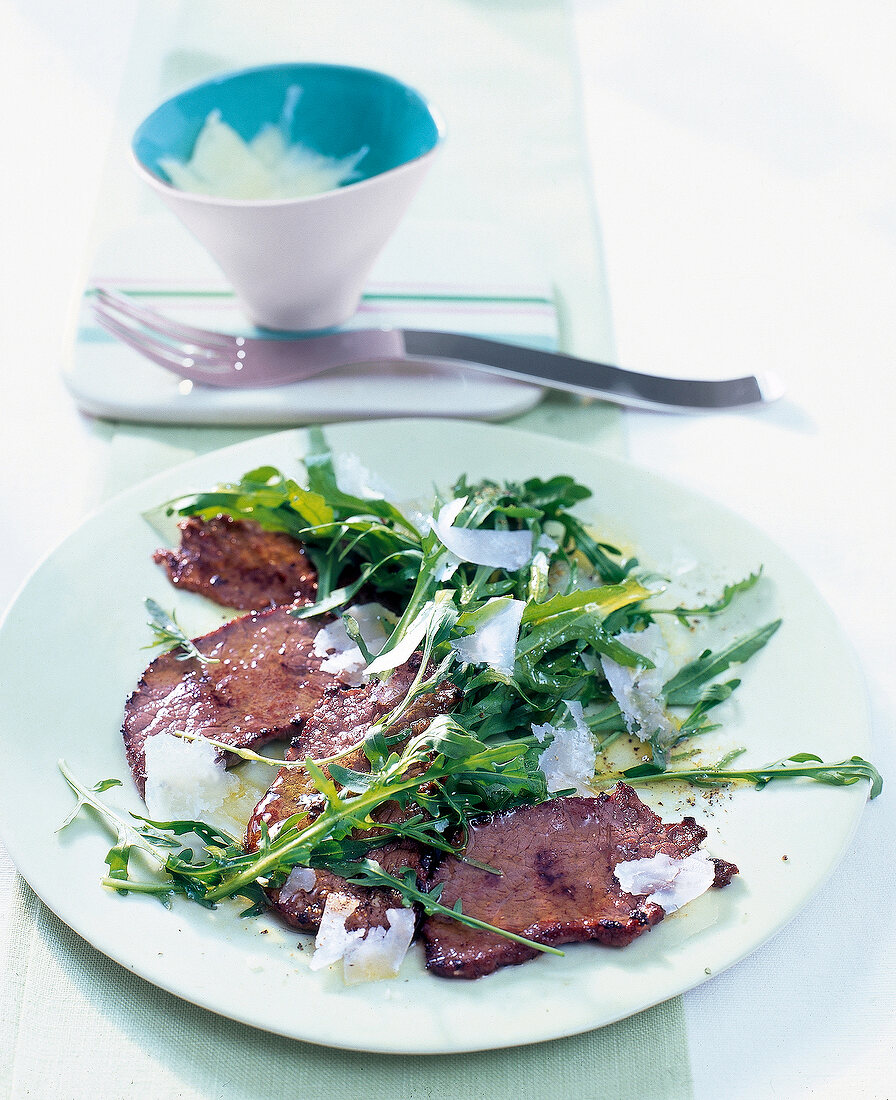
[663,620,782,705]
[143,598,218,665]
[58,760,180,888]
[653,570,763,624]
[618,752,882,798]
[677,679,741,737]
[160,467,332,539]
[520,580,650,625]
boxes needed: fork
[91,287,783,412]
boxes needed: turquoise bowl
[130,63,444,330]
[132,62,444,193]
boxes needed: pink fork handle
[207,327,409,388]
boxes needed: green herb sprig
[616,752,882,797]
[144,598,219,664]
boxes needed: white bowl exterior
[141,151,438,331]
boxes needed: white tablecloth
[573,5,896,1094]
[2,2,894,1097]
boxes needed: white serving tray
[64,216,557,425]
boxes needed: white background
[573,4,896,1095]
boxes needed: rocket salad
[59,428,881,961]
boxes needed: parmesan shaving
[309,894,364,971]
[364,599,437,677]
[431,498,534,571]
[613,850,716,913]
[333,452,392,500]
[309,894,415,983]
[450,597,524,676]
[532,700,596,794]
[342,908,416,984]
[143,731,255,836]
[601,623,677,743]
[312,602,394,685]
[159,108,368,200]
[278,865,317,903]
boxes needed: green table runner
[2,3,693,1096]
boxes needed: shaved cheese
[364,598,437,677]
[614,850,716,913]
[333,452,392,500]
[342,908,416,984]
[278,865,317,903]
[601,623,677,743]
[437,497,466,526]
[309,894,364,971]
[532,700,596,794]
[145,734,241,827]
[433,550,462,583]
[309,894,415,983]
[143,734,273,837]
[450,597,524,676]
[159,108,368,200]
[312,602,394,685]
[431,498,534,571]
[316,647,368,685]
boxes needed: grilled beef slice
[246,654,461,936]
[710,857,740,888]
[153,514,318,610]
[422,784,735,979]
[123,605,337,796]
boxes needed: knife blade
[399,330,783,412]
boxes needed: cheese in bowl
[159,103,369,200]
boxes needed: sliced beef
[422,784,732,979]
[711,856,740,888]
[246,654,461,936]
[291,651,462,761]
[122,605,337,796]
[153,514,317,610]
